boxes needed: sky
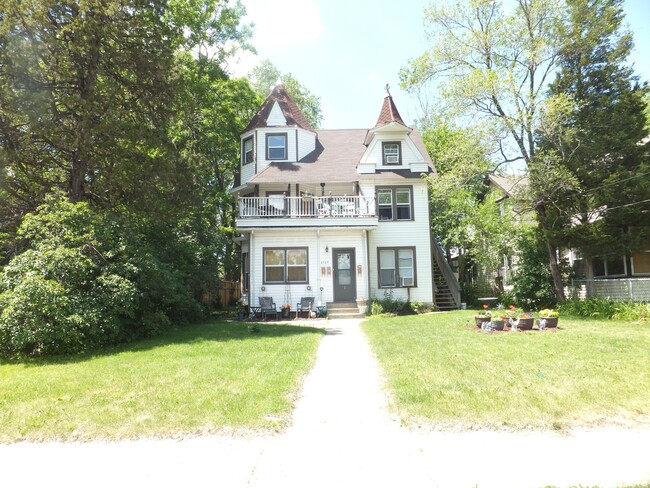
[230,0,650,130]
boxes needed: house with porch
[232,85,459,316]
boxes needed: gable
[266,101,287,126]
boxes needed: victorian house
[232,85,459,314]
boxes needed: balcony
[237,195,377,229]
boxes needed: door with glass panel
[333,248,356,302]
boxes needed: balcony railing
[238,195,376,218]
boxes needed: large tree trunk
[546,241,565,303]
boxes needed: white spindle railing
[238,195,376,218]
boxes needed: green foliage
[369,290,432,316]
[559,298,650,321]
[510,230,558,310]
[536,0,650,286]
[0,196,230,358]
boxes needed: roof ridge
[243,85,315,133]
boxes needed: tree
[248,59,323,128]
[401,0,567,300]
[538,0,650,294]
[421,121,518,289]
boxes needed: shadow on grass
[3,320,326,368]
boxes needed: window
[382,141,401,165]
[264,248,308,283]
[242,136,254,165]
[266,133,287,160]
[378,248,416,288]
[377,187,413,221]
[593,256,626,277]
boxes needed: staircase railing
[432,242,461,309]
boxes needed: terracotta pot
[492,319,505,331]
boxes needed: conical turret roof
[243,84,315,133]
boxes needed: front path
[1,318,649,487]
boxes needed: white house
[232,85,459,314]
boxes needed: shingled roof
[373,94,407,128]
[243,84,315,133]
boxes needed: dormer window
[382,141,401,165]
[242,136,254,165]
[267,133,287,160]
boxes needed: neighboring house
[232,85,459,312]
[486,174,650,301]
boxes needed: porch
[238,195,376,219]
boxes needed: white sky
[230,0,650,130]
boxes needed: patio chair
[295,297,315,319]
[259,296,278,320]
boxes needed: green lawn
[362,311,650,430]
[0,321,323,442]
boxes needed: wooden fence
[201,281,241,308]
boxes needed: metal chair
[295,297,315,319]
[259,296,278,320]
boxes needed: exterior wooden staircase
[326,301,365,319]
[431,242,461,311]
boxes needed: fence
[567,278,650,302]
[201,281,241,308]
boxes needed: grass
[362,311,650,430]
[0,320,323,442]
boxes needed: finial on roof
[385,83,391,97]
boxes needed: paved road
[2,318,649,487]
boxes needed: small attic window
[382,142,401,165]
[267,133,287,160]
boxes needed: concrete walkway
[1,318,649,487]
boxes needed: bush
[510,230,557,310]
[0,196,216,358]
[559,298,650,321]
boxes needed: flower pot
[281,308,291,319]
[517,317,534,330]
[537,317,558,329]
[492,319,505,331]
[475,316,491,327]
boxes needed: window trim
[382,141,402,165]
[266,132,288,160]
[263,247,309,284]
[377,246,417,288]
[242,136,254,165]
[593,256,627,278]
[376,186,414,222]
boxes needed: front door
[333,248,356,302]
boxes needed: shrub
[0,196,215,358]
[510,230,557,310]
[559,298,650,321]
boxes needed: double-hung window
[264,248,308,283]
[377,187,413,221]
[378,247,416,288]
[242,136,254,164]
[382,141,401,165]
[266,133,287,160]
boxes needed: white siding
[266,101,287,126]
[366,182,434,304]
[257,128,298,166]
[241,161,256,185]
[359,132,427,173]
[297,129,317,161]
[247,228,369,309]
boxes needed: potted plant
[537,309,559,328]
[491,307,508,331]
[356,297,368,314]
[516,311,535,330]
[281,303,291,319]
[475,304,492,327]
